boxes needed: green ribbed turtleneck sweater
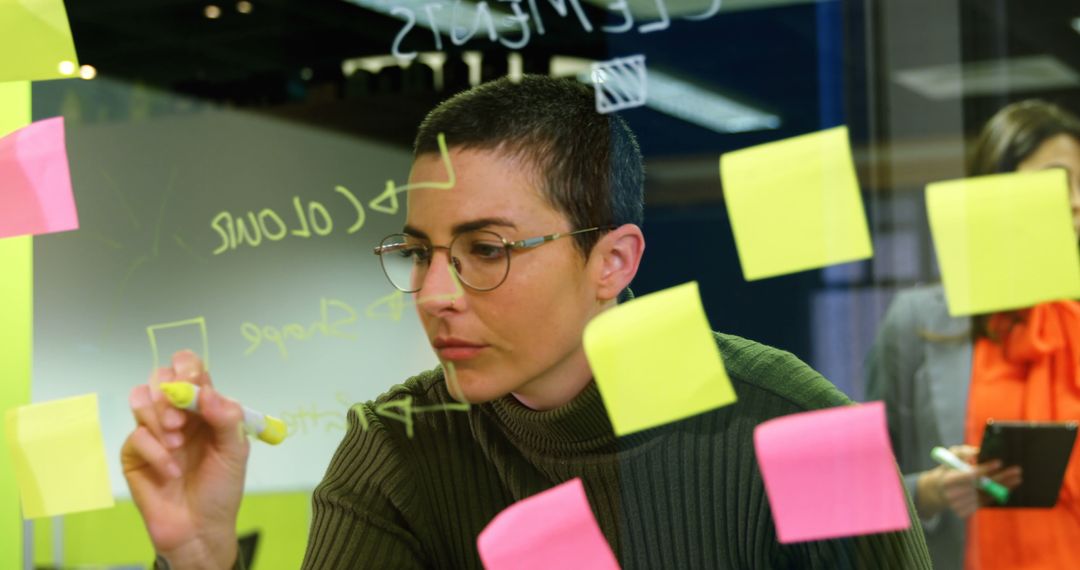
[301,333,931,568]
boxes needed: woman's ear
[591,224,645,303]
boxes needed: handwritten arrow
[369,132,455,215]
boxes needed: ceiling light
[204,5,222,19]
[644,71,781,133]
[237,1,254,14]
[507,52,523,83]
[895,55,1080,99]
[57,61,76,76]
[462,51,482,87]
[78,65,97,80]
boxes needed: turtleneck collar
[484,380,620,456]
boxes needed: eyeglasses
[373,226,611,293]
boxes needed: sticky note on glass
[4,393,114,519]
[0,116,78,239]
[0,0,79,83]
[477,478,619,570]
[927,169,1080,316]
[754,401,909,543]
[720,126,873,280]
[583,281,736,436]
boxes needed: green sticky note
[4,394,114,519]
[583,281,736,436]
[720,126,873,280]
[926,169,1080,316]
[0,0,80,83]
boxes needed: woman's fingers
[122,425,182,480]
[172,350,212,388]
[198,387,250,461]
[973,460,1003,478]
[146,366,187,430]
[130,384,186,450]
[942,477,980,518]
[950,444,979,462]
[953,496,979,518]
[992,465,1023,489]
[130,384,166,437]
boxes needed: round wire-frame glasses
[373,226,612,293]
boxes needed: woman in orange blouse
[868,99,1080,570]
[963,100,1080,570]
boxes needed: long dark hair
[968,100,1080,339]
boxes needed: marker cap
[258,416,288,445]
[981,478,1010,504]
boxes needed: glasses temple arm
[510,226,614,249]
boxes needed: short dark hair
[969,99,1080,176]
[413,75,645,257]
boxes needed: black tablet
[977,420,1078,508]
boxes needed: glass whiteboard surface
[32,80,437,496]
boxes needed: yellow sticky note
[720,126,873,280]
[0,0,80,83]
[583,281,736,436]
[4,394,114,519]
[927,169,1080,316]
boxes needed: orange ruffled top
[964,301,1080,569]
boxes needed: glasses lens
[449,230,510,291]
[378,234,428,292]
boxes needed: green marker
[160,381,287,445]
[930,446,1010,504]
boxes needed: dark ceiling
[60,0,827,154]
[52,0,1080,155]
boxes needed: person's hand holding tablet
[916,444,1022,519]
[121,350,250,569]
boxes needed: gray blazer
[865,285,972,570]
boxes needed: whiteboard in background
[33,80,438,495]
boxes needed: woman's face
[1016,134,1080,237]
[404,147,599,406]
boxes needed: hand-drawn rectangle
[147,316,209,370]
[591,55,648,114]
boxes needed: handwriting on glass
[210,185,366,255]
[280,392,469,438]
[389,0,722,60]
[241,297,358,358]
[209,131,453,253]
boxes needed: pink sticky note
[477,478,620,570]
[754,401,910,543]
[0,117,78,239]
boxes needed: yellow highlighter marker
[159,381,288,445]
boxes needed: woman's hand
[916,445,1022,519]
[121,350,250,569]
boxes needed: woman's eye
[401,246,430,263]
[470,242,505,259]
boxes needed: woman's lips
[436,345,486,360]
[433,338,487,360]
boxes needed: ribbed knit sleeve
[303,400,428,569]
